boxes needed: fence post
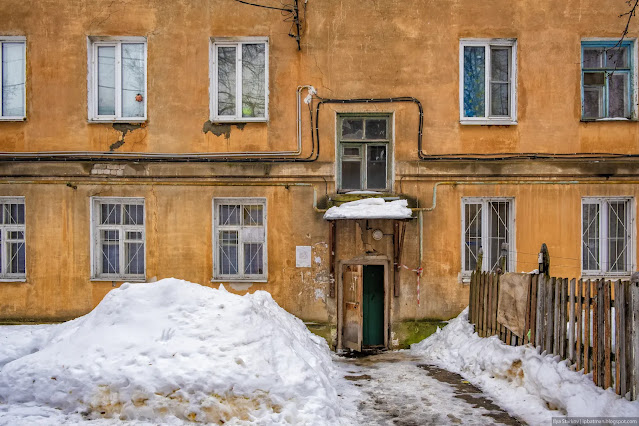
[539,243,550,277]
[631,272,639,400]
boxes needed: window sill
[580,118,637,122]
[91,277,147,282]
[88,118,147,124]
[460,119,517,126]
[210,117,268,124]
[580,274,632,280]
[211,278,268,283]
[0,278,27,282]
[0,117,26,122]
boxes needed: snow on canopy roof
[323,198,413,220]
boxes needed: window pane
[343,147,360,156]
[0,230,2,274]
[365,119,387,140]
[608,73,629,118]
[125,231,143,240]
[101,229,119,274]
[583,86,603,119]
[464,203,482,271]
[583,48,603,68]
[605,46,629,68]
[219,230,238,275]
[121,43,145,118]
[607,201,628,272]
[243,205,263,226]
[342,119,364,139]
[488,201,509,271]
[8,241,25,274]
[463,46,485,118]
[490,83,510,116]
[244,243,263,275]
[241,43,265,118]
[582,203,600,271]
[123,204,144,225]
[97,46,116,116]
[491,48,509,82]
[4,203,24,225]
[219,204,240,226]
[366,145,387,190]
[125,242,144,275]
[2,42,25,117]
[341,160,361,190]
[100,203,121,225]
[217,46,236,116]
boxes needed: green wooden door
[362,265,384,346]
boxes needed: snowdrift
[0,279,340,424]
[412,308,639,424]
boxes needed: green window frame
[337,115,391,192]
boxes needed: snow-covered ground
[0,279,342,425]
[412,308,639,424]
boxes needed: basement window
[0,197,26,281]
[582,197,634,276]
[213,198,267,281]
[91,198,145,281]
[210,37,268,122]
[337,115,392,192]
[581,40,636,120]
[459,39,517,125]
[0,37,26,121]
[88,37,147,122]
[462,198,514,276]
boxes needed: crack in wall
[110,123,143,151]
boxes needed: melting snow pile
[412,308,639,424]
[0,279,340,424]
[323,198,412,220]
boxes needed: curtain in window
[2,43,25,117]
[463,46,485,118]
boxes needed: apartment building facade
[0,0,638,350]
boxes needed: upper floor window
[213,198,267,281]
[0,37,26,121]
[210,38,268,122]
[459,39,517,125]
[337,115,392,192]
[0,197,25,280]
[462,198,514,276]
[88,37,146,122]
[91,197,145,281]
[582,197,634,276]
[581,40,636,120]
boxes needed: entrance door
[362,265,385,347]
[342,264,363,351]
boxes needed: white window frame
[90,197,146,281]
[0,197,26,281]
[459,38,517,125]
[209,37,269,123]
[461,197,516,277]
[581,197,635,278]
[0,37,26,121]
[212,197,267,282]
[580,38,638,121]
[87,36,147,122]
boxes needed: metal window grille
[582,198,633,275]
[0,198,25,279]
[92,198,145,280]
[214,199,266,280]
[463,198,513,273]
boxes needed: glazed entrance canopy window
[338,115,391,192]
[581,41,634,119]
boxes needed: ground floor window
[91,197,145,280]
[213,198,267,281]
[462,198,514,275]
[0,197,25,280]
[582,197,634,276]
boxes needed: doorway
[340,259,388,351]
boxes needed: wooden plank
[473,272,480,326]
[545,277,555,354]
[576,279,583,371]
[584,279,591,374]
[625,281,633,399]
[494,274,500,338]
[554,277,561,355]
[481,272,487,337]
[477,272,483,335]
[535,274,545,348]
[569,278,576,363]
[524,274,532,345]
[631,281,639,400]
[506,328,512,346]
[488,273,495,336]
[604,280,612,390]
[469,271,474,325]
[559,278,567,358]
[528,274,537,345]
[593,279,602,387]
[615,280,625,396]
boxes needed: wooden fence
[469,270,639,400]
